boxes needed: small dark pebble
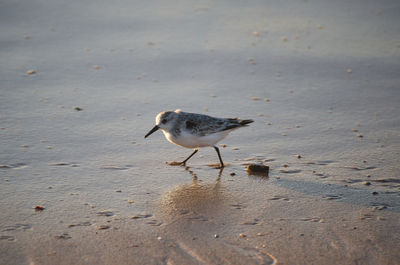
[372,191,378,195]
[230,172,236,176]
[247,164,269,176]
[74,107,83,111]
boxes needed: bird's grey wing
[182,115,240,136]
[204,118,253,132]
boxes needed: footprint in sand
[0,163,28,169]
[279,169,302,174]
[0,235,15,241]
[167,241,277,265]
[2,223,31,232]
[323,194,343,200]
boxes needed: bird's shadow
[159,167,226,218]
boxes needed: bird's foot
[166,161,186,166]
[207,163,225,169]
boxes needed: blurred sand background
[1,0,400,264]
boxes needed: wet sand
[1,0,400,264]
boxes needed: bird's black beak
[144,125,159,138]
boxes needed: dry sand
[1,0,400,264]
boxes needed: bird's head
[144,110,178,138]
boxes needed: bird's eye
[161,119,167,124]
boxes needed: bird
[144,109,253,168]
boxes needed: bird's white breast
[162,130,230,148]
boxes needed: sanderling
[144,109,253,168]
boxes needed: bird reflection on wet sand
[159,168,226,218]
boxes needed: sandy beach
[1,0,400,264]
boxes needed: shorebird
[144,110,253,168]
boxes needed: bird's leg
[216,167,224,182]
[213,146,224,168]
[180,148,198,166]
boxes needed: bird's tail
[239,119,254,126]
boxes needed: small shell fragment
[26,70,36,75]
[34,205,45,211]
[248,58,256,65]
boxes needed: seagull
[144,110,253,168]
